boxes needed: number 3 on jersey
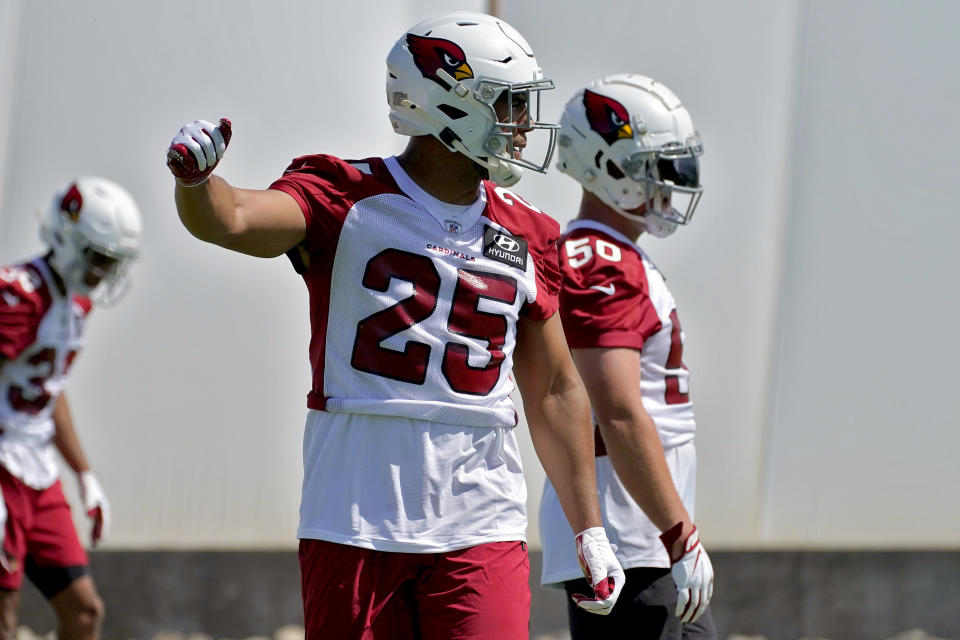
[351,249,518,396]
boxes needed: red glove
[166,118,232,186]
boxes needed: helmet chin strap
[640,214,678,238]
[642,190,680,237]
[450,138,522,186]
[596,184,678,238]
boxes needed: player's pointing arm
[166,118,306,258]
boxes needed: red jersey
[558,220,695,447]
[0,258,92,488]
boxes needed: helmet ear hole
[436,104,468,120]
[605,160,625,180]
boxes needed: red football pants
[0,467,88,591]
[299,538,530,640]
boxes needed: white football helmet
[557,74,704,237]
[386,11,559,187]
[39,177,142,305]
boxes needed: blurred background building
[1,1,957,638]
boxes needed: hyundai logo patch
[483,225,528,270]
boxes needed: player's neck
[41,252,69,296]
[575,190,645,240]
[396,137,484,206]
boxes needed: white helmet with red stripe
[40,176,142,305]
[558,74,704,237]
[386,11,559,187]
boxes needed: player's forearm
[527,378,603,533]
[599,412,691,534]
[514,314,603,531]
[175,175,244,247]
[51,393,91,474]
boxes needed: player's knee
[60,592,105,633]
[81,592,105,627]
[0,598,18,640]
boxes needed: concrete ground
[14,550,960,640]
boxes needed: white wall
[0,0,23,230]
[503,0,804,547]
[1,0,957,549]
[761,0,960,547]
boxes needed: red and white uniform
[0,258,91,489]
[540,219,698,584]
[270,155,560,552]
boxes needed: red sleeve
[268,155,367,255]
[0,270,45,360]
[558,232,661,349]
[522,229,561,321]
[482,184,563,321]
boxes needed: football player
[0,177,142,640]
[165,11,623,640]
[538,74,717,639]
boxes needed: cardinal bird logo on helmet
[406,34,474,88]
[583,90,633,145]
[60,183,83,222]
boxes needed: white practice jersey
[0,258,91,489]
[271,155,561,552]
[540,219,699,583]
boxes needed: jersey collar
[383,156,487,234]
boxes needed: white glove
[660,523,714,623]
[166,118,232,186]
[571,527,625,615]
[0,496,11,572]
[79,471,110,547]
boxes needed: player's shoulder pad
[562,227,644,265]
[282,154,378,183]
[0,264,48,314]
[283,153,348,176]
[483,183,561,252]
[280,154,401,197]
[0,264,49,359]
[559,227,647,288]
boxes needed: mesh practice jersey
[541,219,699,583]
[0,258,91,489]
[271,155,561,427]
[271,155,561,552]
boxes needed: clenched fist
[166,118,232,186]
